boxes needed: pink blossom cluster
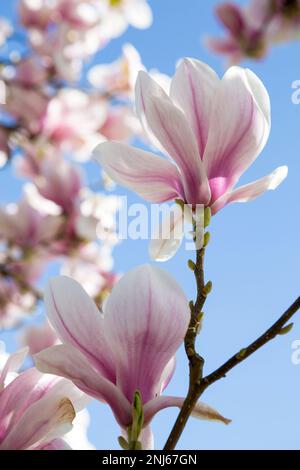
[208,0,300,63]
[0,1,153,328]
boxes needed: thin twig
[202,296,300,388]
[164,215,209,450]
[164,216,300,450]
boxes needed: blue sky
[1,0,300,450]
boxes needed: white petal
[104,265,190,404]
[170,58,219,157]
[211,166,288,214]
[45,276,115,380]
[149,204,184,261]
[93,141,184,203]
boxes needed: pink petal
[40,438,72,450]
[45,276,115,381]
[104,265,190,404]
[135,71,210,205]
[203,67,271,203]
[216,3,245,36]
[0,368,53,438]
[144,396,231,425]
[170,58,219,157]
[0,392,75,450]
[93,141,184,203]
[34,344,132,427]
[159,357,176,393]
[211,165,288,214]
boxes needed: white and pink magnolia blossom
[0,197,62,251]
[19,0,55,30]
[34,159,82,214]
[94,59,288,260]
[89,43,170,100]
[88,43,144,96]
[0,346,89,450]
[208,0,300,63]
[3,84,49,135]
[60,242,117,297]
[101,0,153,39]
[0,197,62,249]
[207,2,269,64]
[12,58,48,88]
[35,265,230,449]
[21,320,59,356]
[75,189,120,243]
[0,280,36,329]
[99,106,141,142]
[42,89,107,160]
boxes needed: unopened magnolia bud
[118,436,129,450]
[203,232,210,247]
[204,207,211,228]
[278,323,294,335]
[188,259,196,271]
[236,348,247,360]
[203,281,212,296]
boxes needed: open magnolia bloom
[0,346,89,450]
[94,58,288,260]
[35,265,230,449]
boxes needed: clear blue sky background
[1,0,300,450]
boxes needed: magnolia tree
[0,0,299,452]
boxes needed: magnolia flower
[19,0,55,30]
[21,320,59,356]
[0,280,36,329]
[75,189,120,243]
[12,58,48,87]
[102,0,153,38]
[35,159,82,214]
[88,43,144,96]
[0,346,89,450]
[4,84,49,135]
[61,255,117,300]
[88,43,170,100]
[35,265,230,450]
[42,89,107,160]
[99,106,141,142]
[207,3,268,64]
[94,59,288,260]
[208,0,300,63]
[0,198,62,249]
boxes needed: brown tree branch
[202,296,300,388]
[164,214,300,450]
